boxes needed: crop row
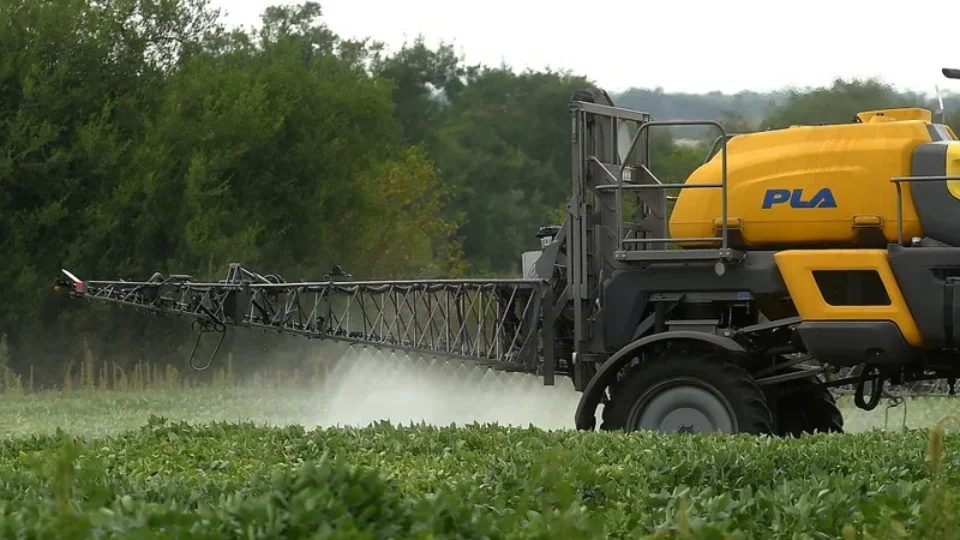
[1,418,958,538]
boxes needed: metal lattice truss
[57,263,547,372]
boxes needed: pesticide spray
[304,344,582,430]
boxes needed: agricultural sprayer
[55,69,960,436]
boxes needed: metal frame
[569,100,737,265]
[891,174,960,243]
[61,263,546,373]
[615,120,731,254]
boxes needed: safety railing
[592,120,731,254]
[891,175,960,244]
[703,133,745,164]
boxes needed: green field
[3,378,960,539]
[2,384,960,440]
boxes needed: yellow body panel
[669,120,933,246]
[948,142,960,200]
[773,249,922,346]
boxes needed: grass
[0,386,321,439]
[2,406,960,538]
[4,345,960,537]
[4,383,960,440]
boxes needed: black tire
[600,351,773,435]
[770,375,844,437]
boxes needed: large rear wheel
[769,373,844,436]
[600,351,773,435]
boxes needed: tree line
[2,0,957,386]
[617,81,960,126]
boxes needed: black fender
[573,330,747,430]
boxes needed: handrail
[617,120,730,252]
[890,175,960,244]
[703,133,746,164]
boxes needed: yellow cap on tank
[856,108,932,123]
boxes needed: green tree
[428,67,592,274]
[760,79,927,130]
[0,0,465,384]
[0,0,223,376]
[372,39,476,148]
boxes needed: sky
[210,0,960,96]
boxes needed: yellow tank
[668,108,959,248]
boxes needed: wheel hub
[629,382,737,434]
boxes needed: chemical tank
[668,108,960,248]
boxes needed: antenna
[935,84,946,124]
[942,67,960,125]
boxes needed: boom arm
[55,263,548,373]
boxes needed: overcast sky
[210,0,960,95]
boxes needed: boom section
[57,263,547,371]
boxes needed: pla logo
[761,188,837,209]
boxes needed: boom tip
[56,269,85,294]
[61,269,81,283]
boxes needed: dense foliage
[616,81,960,131]
[2,0,957,382]
[0,417,957,538]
